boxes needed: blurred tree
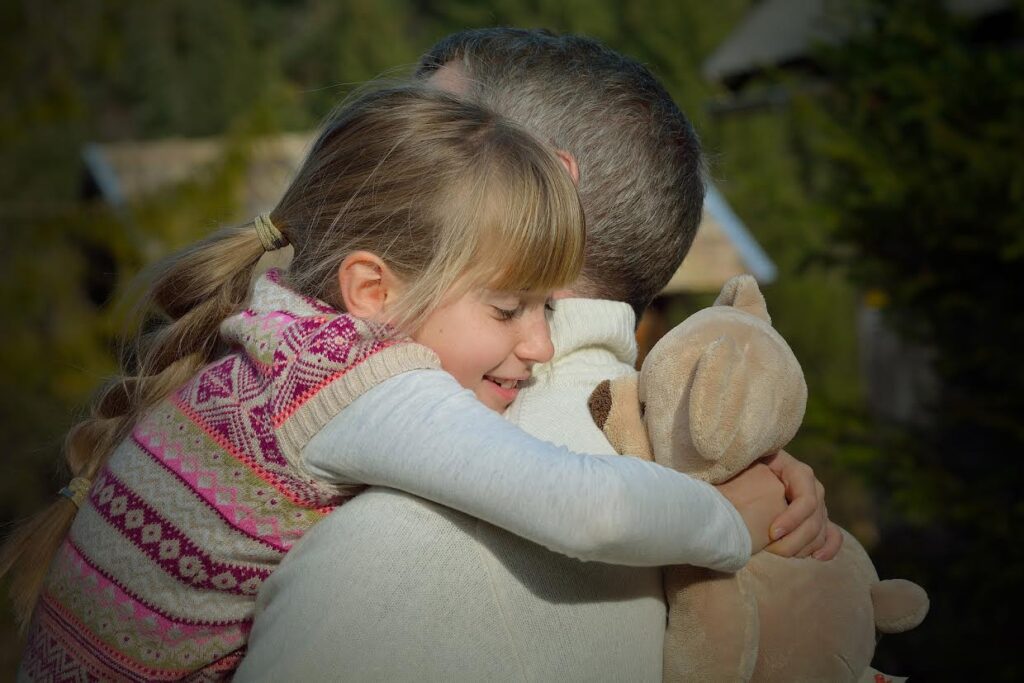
[279,0,431,116]
[800,1,1024,679]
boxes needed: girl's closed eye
[494,305,521,321]
[489,293,525,321]
[494,295,554,322]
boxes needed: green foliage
[800,1,1024,678]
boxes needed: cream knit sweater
[237,299,749,681]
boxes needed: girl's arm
[303,369,751,571]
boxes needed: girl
[6,86,771,681]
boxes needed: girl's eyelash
[496,302,553,319]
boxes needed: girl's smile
[481,373,530,406]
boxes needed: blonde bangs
[459,140,586,294]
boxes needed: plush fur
[589,275,929,682]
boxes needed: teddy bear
[588,274,929,682]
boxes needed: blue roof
[705,181,777,283]
[82,143,127,208]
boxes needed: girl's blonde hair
[0,85,585,628]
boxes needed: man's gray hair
[416,28,706,319]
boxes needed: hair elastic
[254,213,288,252]
[59,477,92,509]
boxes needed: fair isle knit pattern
[21,269,439,681]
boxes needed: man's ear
[337,251,402,321]
[555,149,580,186]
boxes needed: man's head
[415,28,706,319]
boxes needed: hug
[6,28,925,682]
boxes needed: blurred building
[704,0,1014,101]
[82,133,310,243]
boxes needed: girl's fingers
[760,450,839,559]
[768,493,814,546]
[812,522,844,561]
[765,499,822,557]
[796,516,828,558]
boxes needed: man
[237,29,836,681]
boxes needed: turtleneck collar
[539,298,637,373]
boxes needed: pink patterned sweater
[21,270,439,681]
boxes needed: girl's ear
[337,251,402,320]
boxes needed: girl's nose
[517,309,555,365]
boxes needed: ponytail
[0,221,271,629]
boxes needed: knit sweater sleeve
[303,369,751,571]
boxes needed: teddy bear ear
[687,336,748,465]
[714,275,771,325]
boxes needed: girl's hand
[714,463,787,554]
[761,450,843,561]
